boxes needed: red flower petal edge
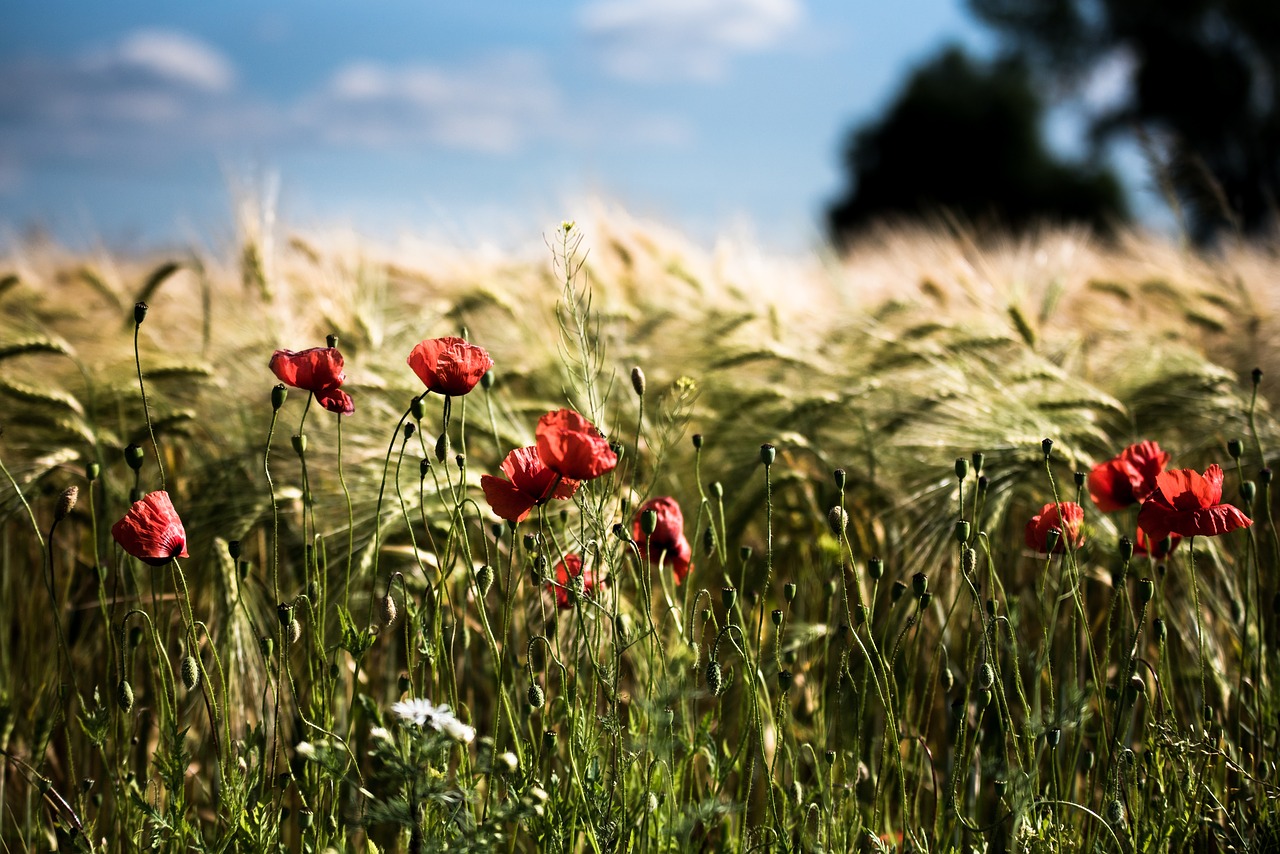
[112,491,189,566]
[406,337,493,397]
[535,409,618,480]
[1137,464,1252,540]
[1024,502,1085,554]
[548,553,602,609]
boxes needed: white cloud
[108,29,236,92]
[304,54,562,153]
[579,0,803,81]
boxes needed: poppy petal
[481,475,536,524]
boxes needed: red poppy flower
[1136,464,1252,541]
[1133,527,1180,559]
[1025,501,1085,554]
[480,446,580,524]
[535,409,618,480]
[112,491,189,566]
[406,337,493,397]
[633,496,693,583]
[269,346,354,415]
[548,553,601,609]
[1088,441,1169,512]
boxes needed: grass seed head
[55,486,78,522]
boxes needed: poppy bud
[868,557,884,580]
[828,506,848,536]
[117,679,134,713]
[891,580,907,602]
[825,749,836,766]
[630,367,646,397]
[55,486,78,522]
[784,582,797,603]
[297,808,314,831]
[480,369,494,390]
[971,452,984,475]
[125,443,145,471]
[760,443,776,466]
[277,602,293,626]
[528,682,546,709]
[476,564,494,597]
[1152,617,1166,644]
[691,433,703,450]
[640,509,658,536]
[1228,439,1244,459]
[259,636,274,659]
[609,441,624,459]
[705,660,723,695]
[434,433,448,463]
[1105,799,1124,825]
[523,533,538,552]
[978,689,992,708]
[1128,674,1145,696]
[410,395,426,421]
[271,384,287,411]
[912,572,928,598]
[133,301,148,326]
[977,662,994,690]
[1046,727,1061,748]
[291,434,307,455]
[1254,367,1264,386]
[1074,471,1086,489]
[700,608,712,624]
[228,540,241,561]
[288,619,302,645]
[962,548,977,575]
[778,670,793,691]
[1118,536,1133,562]
[771,609,783,626]
[455,453,465,470]
[1137,577,1154,604]
[398,674,411,694]
[1262,467,1273,485]
[994,779,1007,799]
[379,594,397,628]
[711,481,724,499]
[181,655,200,690]
[1041,438,1053,460]
[940,666,954,692]
[740,545,752,562]
[491,521,504,540]
[722,587,738,610]
[834,468,847,489]
[403,422,415,441]
[955,520,970,544]
[920,591,933,608]
[1241,480,1257,506]
[612,523,630,542]
[955,458,969,480]
[1044,528,1060,554]
[703,526,715,556]
[86,461,100,482]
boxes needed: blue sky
[0,1,1090,252]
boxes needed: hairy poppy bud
[1228,439,1244,459]
[55,486,78,522]
[476,564,494,597]
[288,619,302,645]
[124,443,145,471]
[834,468,847,489]
[1105,799,1124,825]
[784,582,797,603]
[971,452,984,475]
[1152,617,1166,644]
[912,572,928,598]
[434,432,448,463]
[410,395,426,421]
[1041,438,1053,460]
[630,366,646,397]
[760,443,776,466]
[527,682,545,709]
[133,301,148,326]
[86,461,100,482]
[117,679,134,713]
[977,662,994,690]
[868,557,884,580]
[379,594,397,628]
[828,506,848,536]
[954,520,970,544]
[962,548,977,575]
[181,655,200,690]
[480,369,494,390]
[692,433,703,449]
[955,458,969,480]
[272,384,287,411]
[1137,577,1154,604]
[705,660,723,695]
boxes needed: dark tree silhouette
[828,47,1126,246]
[969,0,1280,239]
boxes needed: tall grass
[1,211,1279,851]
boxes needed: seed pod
[760,443,776,466]
[640,509,658,536]
[1228,438,1244,459]
[86,461,101,482]
[705,660,723,695]
[1073,471,1086,489]
[1137,577,1154,604]
[1041,438,1053,459]
[117,679,134,713]
[824,749,836,766]
[740,545,752,562]
[1242,480,1257,505]
[271,384,287,411]
[181,656,200,690]
[55,486,78,522]
[824,579,837,598]
[1152,618,1167,644]
[783,582,797,603]
[379,594,397,628]
[476,564,495,597]
[771,609,783,626]
[630,366,646,397]
[891,580,907,602]
[1046,727,1061,748]
[954,520,970,544]
[1044,528,1061,554]
[1119,536,1133,562]
[297,808,314,830]
[124,443,145,471]
[410,395,426,421]
[721,587,738,610]
[259,636,274,659]
[970,452,984,475]
[479,369,494,390]
[527,681,546,709]
[868,557,884,580]
[954,458,969,480]
[833,468,847,489]
[912,572,928,598]
[133,301,149,326]
[435,432,449,463]
[778,670,793,691]
[994,779,1007,799]
[691,433,703,449]
[403,422,416,440]
[291,434,307,455]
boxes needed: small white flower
[391,696,476,744]
[295,741,316,759]
[369,726,392,742]
[392,698,446,727]
[438,715,477,745]
[498,751,519,773]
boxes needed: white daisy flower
[391,697,476,743]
